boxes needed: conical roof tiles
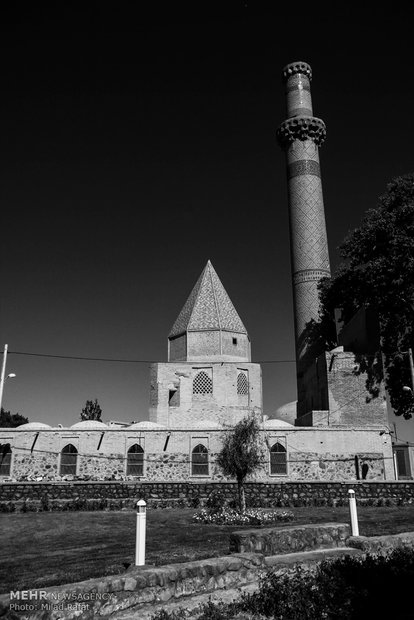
[169,260,247,338]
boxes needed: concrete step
[112,547,362,619]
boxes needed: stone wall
[348,531,414,555]
[0,425,395,482]
[0,553,267,619]
[230,522,350,554]
[1,481,413,510]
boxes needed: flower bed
[192,507,294,526]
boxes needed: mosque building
[0,62,397,483]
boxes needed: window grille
[60,444,78,476]
[193,371,213,395]
[270,442,287,475]
[237,372,248,395]
[0,444,12,476]
[127,444,144,476]
[191,444,209,476]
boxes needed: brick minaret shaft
[277,61,331,416]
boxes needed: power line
[6,348,413,364]
[8,350,297,364]
[1,444,395,464]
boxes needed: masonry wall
[0,426,395,483]
[149,362,262,427]
[298,351,388,427]
[1,481,413,510]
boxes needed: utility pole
[0,344,16,412]
[0,344,8,412]
[408,348,414,391]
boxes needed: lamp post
[135,499,147,566]
[348,489,359,536]
[0,345,16,412]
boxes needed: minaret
[277,61,330,416]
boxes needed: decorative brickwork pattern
[169,260,247,338]
[278,62,331,412]
[288,160,321,178]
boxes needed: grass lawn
[2,505,414,593]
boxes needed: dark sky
[1,4,413,439]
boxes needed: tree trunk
[237,478,246,513]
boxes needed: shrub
[206,490,228,514]
[40,494,50,511]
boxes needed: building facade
[0,62,399,485]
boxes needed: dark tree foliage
[216,416,264,513]
[319,173,414,419]
[80,399,102,421]
[0,407,28,428]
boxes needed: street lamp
[0,345,16,412]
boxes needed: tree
[319,173,414,419]
[216,416,264,513]
[80,399,102,421]
[0,407,28,428]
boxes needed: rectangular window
[395,447,412,479]
[169,388,180,407]
[0,442,12,476]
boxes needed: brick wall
[298,351,388,427]
[148,362,262,426]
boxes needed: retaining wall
[1,552,266,619]
[1,481,414,511]
[230,522,350,554]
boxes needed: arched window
[237,371,248,395]
[191,444,209,476]
[0,443,12,476]
[270,442,287,475]
[60,444,78,476]
[193,371,213,395]
[127,444,144,476]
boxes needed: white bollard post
[135,499,147,566]
[348,489,359,537]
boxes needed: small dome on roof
[268,400,297,426]
[264,419,294,429]
[70,420,108,430]
[16,422,52,430]
[128,421,167,429]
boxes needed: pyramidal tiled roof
[169,260,247,338]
